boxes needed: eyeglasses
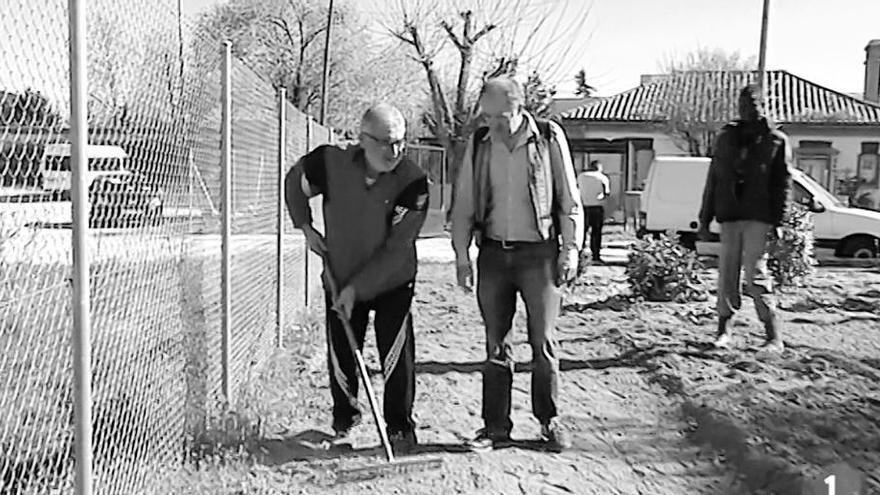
[362,132,406,149]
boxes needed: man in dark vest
[451,76,584,452]
[698,84,791,353]
[285,104,429,454]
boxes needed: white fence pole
[303,116,312,308]
[68,0,93,493]
[220,40,233,404]
[276,89,286,348]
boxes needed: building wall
[561,120,880,214]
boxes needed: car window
[792,182,812,206]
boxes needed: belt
[481,238,553,251]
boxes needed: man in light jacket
[451,76,584,453]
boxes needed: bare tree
[198,0,422,133]
[387,0,592,182]
[656,48,757,157]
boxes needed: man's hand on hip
[302,224,327,257]
[456,258,474,292]
[557,248,579,285]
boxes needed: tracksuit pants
[324,282,416,435]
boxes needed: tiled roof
[561,70,880,125]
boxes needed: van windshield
[45,157,124,172]
[796,172,845,207]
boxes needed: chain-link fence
[0,1,331,493]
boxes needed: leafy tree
[0,88,62,127]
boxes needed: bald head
[359,103,407,173]
[360,103,406,138]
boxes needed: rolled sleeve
[547,121,584,253]
[285,145,327,228]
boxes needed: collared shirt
[577,171,610,207]
[484,118,543,242]
[451,112,584,258]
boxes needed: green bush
[625,232,707,302]
[766,203,816,288]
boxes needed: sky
[3,0,879,104]
[180,0,880,98]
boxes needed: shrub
[625,232,707,302]
[766,203,816,288]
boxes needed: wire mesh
[0,1,331,493]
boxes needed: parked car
[638,156,880,258]
[39,143,131,200]
[88,172,164,228]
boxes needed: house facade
[558,41,880,221]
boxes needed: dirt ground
[170,241,880,495]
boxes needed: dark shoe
[467,428,511,452]
[388,429,418,456]
[332,415,361,440]
[540,421,572,453]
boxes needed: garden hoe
[322,258,443,484]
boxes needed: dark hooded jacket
[699,117,792,227]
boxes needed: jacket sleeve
[284,145,328,228]
[348,174,429,301]
[768,133,793,226]
[547,121,584,253]
[451,135,476,261]
[699,137,721,227]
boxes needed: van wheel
[841,236,879,258]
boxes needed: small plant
[767,203,816,288]
[625,232,707,302]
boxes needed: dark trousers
[324,282,416,434]
[584,206,605,260]
[476,240,561,435]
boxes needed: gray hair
[480,76,524,106]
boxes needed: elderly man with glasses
[285,103,429,454]
[451,76,584,452]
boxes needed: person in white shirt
[577,160,610,263]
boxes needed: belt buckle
[500,239,514,250]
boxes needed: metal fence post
[68,0,93,493]
[276,89,286,348]
[303,116,312,308]
[220,40,233,404]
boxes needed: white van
[638,156,880,258]
[39,144,131,197]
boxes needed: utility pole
[757,0,770,95]
[319,0,334,125]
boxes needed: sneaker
[388,429,418,456]
[467,428,511,452]
[760,339,784,354]
[540,421,572,453]
[713,333,734,349]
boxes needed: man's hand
[697,223,712,242]
[302,224,327,257]
[456,258,474,292]
[332,285,356,321]
[557,248,579,286]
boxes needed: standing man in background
[285,103,429,454]
[698,85,791,353]
[577,160,610,264]
[451,76,583,453]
